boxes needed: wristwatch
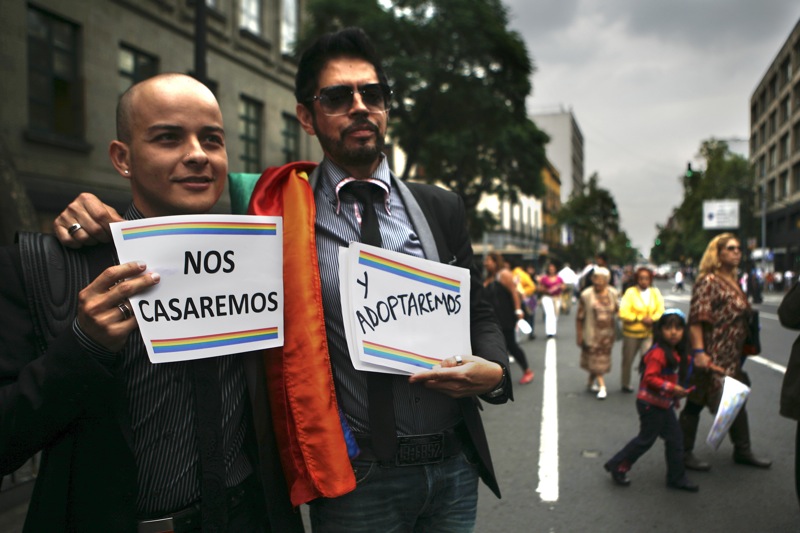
[483,364,508,399]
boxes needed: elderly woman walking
[679,233,771,471]
[618,266,665,392]
[577,267,619,399]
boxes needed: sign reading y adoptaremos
[339,242,471,375]
[111,215,283,363]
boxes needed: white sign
[111,215,283,363]
[339,243,471,375]
[703,200,740,229]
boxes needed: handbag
[742,309,761,356]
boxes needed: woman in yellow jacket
[619,266,665,392]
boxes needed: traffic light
[655,238,661,246]
[685,162,693,178]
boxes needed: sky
[502,0,800,256]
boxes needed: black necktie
[344,181,397,461]
[192,358,227,530]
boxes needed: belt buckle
[396,433,444,466]
[138,517,175,533]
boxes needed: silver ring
[67,223,83,236]
[455,355,464,366]
[117,303,133,321]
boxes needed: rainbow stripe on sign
[362,340,440,369]
[151,326,278,354]
[121,222,276,240]
[358,251,461,292]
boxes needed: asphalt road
[3,281,798,532]
[475,280,799,532]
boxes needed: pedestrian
[538,262,565,338]
[484,252,535,385]
[0,74,302,532]
[576,267,619,400]
[603,309,699,492]
[524,263,539,339]
[673,269,685,293]
[778,280,800,509]
[618,266,665,392]
[557,262,578,315]
[679,233,771,472]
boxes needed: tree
[297,0,549,233]
[557,173,635,266]
[650,139,756,264]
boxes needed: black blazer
[0,239,302,532]
[405,180,511,498]
[779,281,800,421]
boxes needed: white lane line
[536,338,559,502]
[749,355,787,374]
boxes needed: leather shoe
[667,479,699,492]
[733,451,772,469]
[603,461,630,486]
[684,452,711,471]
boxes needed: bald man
[0,74,302,533]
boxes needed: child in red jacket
[604,309,699,491]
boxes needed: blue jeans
[309,452,480,533]
[609,400,686,485]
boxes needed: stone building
[0,0,321,244]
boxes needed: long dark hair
[640,310,690,383]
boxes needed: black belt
[355,424,467,466]
[137,476,256,533]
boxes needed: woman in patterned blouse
[679,233,772,471]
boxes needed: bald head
[116,73,217,143]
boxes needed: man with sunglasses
[51,28,510,533]
[249,28,511,532]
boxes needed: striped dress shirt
[73,205,251,517]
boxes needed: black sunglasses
[724,245,741,252]
[308,83,392,116]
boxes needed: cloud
[501,0,800,253]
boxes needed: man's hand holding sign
[339,242,503,398]
[111,214,283,363]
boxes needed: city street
[2,282,798,532]
[475,280,799,532]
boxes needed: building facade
[0,0,322,244]
[530,107,584,206]
[749,17,800,272]
[475,162,560,263]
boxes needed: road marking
[749,355,786,374]
[537,338,559,502]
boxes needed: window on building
[794,121,800,153]
[781,96,791,124]
[782,57,792,86]
[792,163,800,194]
[240,0,261,34]
[759,155,766,178]
[793,162,800,195]
[27,6,83,140]
[769,111,777,135]
[750,132,757,154]
[281,112,300,163]
[281,0,298,55]
[760,123,766,145]
[781,134,790,162]
[768,179,776,205]
[769,145,777,170]
[238,96,262,173]
[794,81,800,115]
[118,44,158,93]
[769,75,778,101]
[780,171,789,199]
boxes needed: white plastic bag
[706,376,751,450]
